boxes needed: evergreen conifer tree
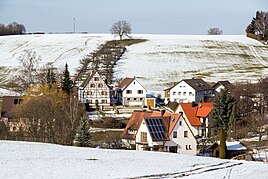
[46,68,56,87]
[74,117,91,147]
[209,89,237,131]
[61,63,72,94]
[209,89,236,159]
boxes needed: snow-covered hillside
[1,34,268,95]
[0,141,267,179]
[0,34,113,74]
[114,35,268,95]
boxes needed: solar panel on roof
[145,118,166,140]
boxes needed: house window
[101,91,107,95]
[140,132,147,143]
[126,90,132,94]
[94,77,99,81]
[173,131,177,138]
[98,84,103,88]
[90,84,95,88]
[138,90,143,94]
[186,145,192,150]
[184,131,188,137]
[179,120,182,126]
[14,98,22,105]
[173,91,176,95]
[178,92,181,96]
[101,100,107,103]
[140,98,143,101]
[127,98,130,101]
[189,92,193,96]
[134,98,136,100]
[183,92,186,96]
[88,100,93,104]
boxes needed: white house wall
[136,119,153,151]
[175,105,199,136]
[166,116,197,155]
[170,81,196,103]
[122,79,146,106]
[78,72,110,106]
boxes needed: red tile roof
[122,110,181,140]
[179,102,213,126]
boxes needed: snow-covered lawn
[0,141,267,179]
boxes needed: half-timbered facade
[78,71,110,108]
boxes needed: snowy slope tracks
[0,141,267,179]
[114,35,268,95]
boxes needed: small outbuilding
[206,141,247,159]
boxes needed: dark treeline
[0,21,26,36]
[246,11,268,41]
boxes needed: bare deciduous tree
[110,20,132,40]
[207,27,223,35]
[15,50,42,92]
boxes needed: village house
[0,95,30,132]
[1,96,23,119]
[122,105,213,155]
[115,77,147,107]
[206,141,247,159]
[175,102,214,138]
[212,80,233,93]
[77,71,111,110]
[164,78,214,104]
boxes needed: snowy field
[0,141,267,179]
[0,34,113,74]
[1,34,268,96]
[114,34,268,95]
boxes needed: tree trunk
[219,127,226,159]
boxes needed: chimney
[192,101,197,107]
[161,110,166,116]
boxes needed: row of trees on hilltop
[0,22,26,36]
[246,11,268,41]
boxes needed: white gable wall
[122,79,146,106]
[78,72,110,106]
[170,81,196,103]
[166,116,197,155]
[214,84,225,93]
[136,119,153,151]
[175,105,199,136]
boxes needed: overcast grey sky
[0,0,267,34]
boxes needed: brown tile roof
[183,79,213,91]
[212,81,234,89]
[118,77,135,90]
[179,102,213,126]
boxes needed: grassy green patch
[107,39,147,47]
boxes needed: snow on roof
[217,141,247,151]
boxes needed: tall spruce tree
[209,89,236,159]
[74,117,91,147]
[209,89,237,131]
[61,63,72,94]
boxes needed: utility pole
[73,18,76,33]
